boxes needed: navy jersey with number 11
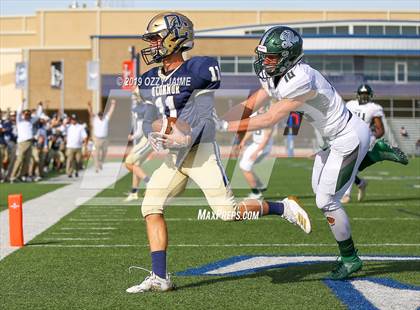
[139,56,221,144]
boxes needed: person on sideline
[87,99,116,172]
[65,114,88,178]
[9,101,43,183]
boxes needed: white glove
[148,132,165,152]
[161,125,191,149]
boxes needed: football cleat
[124,192,139,202]
[357,179,368,202]
[126,267,174,293]
[371,139,409,165]
[281,196,311,234]
[340,194,351,204]
[329,251,363,280]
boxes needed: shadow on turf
[397,208,420,218]
[175,261,420,290]
[25,241,61,246]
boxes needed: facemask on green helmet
[357,84,374,104]
[254,26,304,80]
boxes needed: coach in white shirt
[66,114,88,177]
[87,100,116,172]
[10,101,43,182]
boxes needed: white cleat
[357,179,368,202]
[281,196,311,234]
[124,192,139,202]
[126,269,174,293]
[340,194,351,204]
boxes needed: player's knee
[141,196,163,218]
[141,203,164,218]
[239,161,252,172]
[316,193,340,212]
[125,162,133,171]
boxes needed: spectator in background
[9,101,43,183]
[87,99,116,172]
[4,111,17,180]
[29,115,49,181]
[0,109,7,181]
[65,114,87,178]
[400,126,409,138]
[47,130,65,171]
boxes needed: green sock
[337,237,356,258]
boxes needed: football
[151,117,191,135]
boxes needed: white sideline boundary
[26,243,420,248]
[0,162,127,260]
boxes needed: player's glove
[212,111,228,132]
[148,132,165,152]
[161,125,191,149]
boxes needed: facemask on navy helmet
[140,12,194,65]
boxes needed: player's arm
[249,128,274,160]
[105,99,117,119]
[239,131,252,148]
[222,88,270,121]
[141,103,158,138]
[188,92,217,145]
[87,101,94,119]
[31,102,43,124]
[226,90,316,132]
[372,117,384,138]
[256,127,274,151]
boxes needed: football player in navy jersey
[126,13,311,293]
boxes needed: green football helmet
[357,84,374,104]
[254,26,304,80]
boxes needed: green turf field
[0,182,65,211]
[1,157,419,309]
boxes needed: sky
[1,0,419,16]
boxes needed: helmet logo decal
[257,45,267,52]
[280,30,299,49]
[164,14,189,39]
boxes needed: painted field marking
[42,238,111,241]
[59,227,117,230]
[51,232,111,235]
[66,217,418,222]
[26,243,420,248]
[176,255,420,277]
[325,277,420,310]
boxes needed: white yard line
[59,227,117,230]
[25,243,420,248]
[42,238,111,241]
[51,232,111,235]
[65,217,420,222]
[0,162,127,260]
